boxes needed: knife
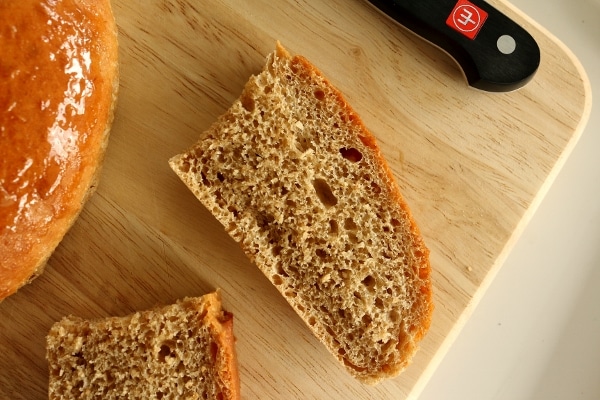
[366,0,541,92]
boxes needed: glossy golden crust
[0,0,119,300]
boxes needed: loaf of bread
[169,43,433,384]
[46,291,240,399]
[0,0,119,300]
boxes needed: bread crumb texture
[46,292,240,399]
[170,43,433,384]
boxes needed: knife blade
[366,0,541,92]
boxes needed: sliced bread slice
[169,43,433,384]
[46,291,239,399]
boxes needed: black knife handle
[367,0,540,92]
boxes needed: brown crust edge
[208,291,241,400]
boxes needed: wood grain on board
[0,0,590,398]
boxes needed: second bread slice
[46,291,239,399]
[169,43,433,384]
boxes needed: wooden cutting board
[0,0,590,398]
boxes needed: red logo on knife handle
[446,0,488,40]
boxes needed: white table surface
[420,0,600,399]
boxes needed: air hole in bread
[348,233,358,244]
[214,189,223,204]
[312,178,337,208]
[256,212,274,228]
[73,352,85,367]
[362,275,376,290]
[316,248,327,259]
[339,147,363,163]
[276,263,288,277]
[371,182,382,194]
[375,297,385,309]
[325,326,336,337]
[216,172,225,182]
[241,93,255,112]
[158,342,175,363]
[314,89,325,100]
[286,199,296,208]
[308,316,316,326]
[227,205,239,218]
[344,217,357,231]
[193,147,204,158]
[272,274,283,285]
[362,314,373,325]
[200,171,210,187]
[329,219,339,235]
[180,160,191,173]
